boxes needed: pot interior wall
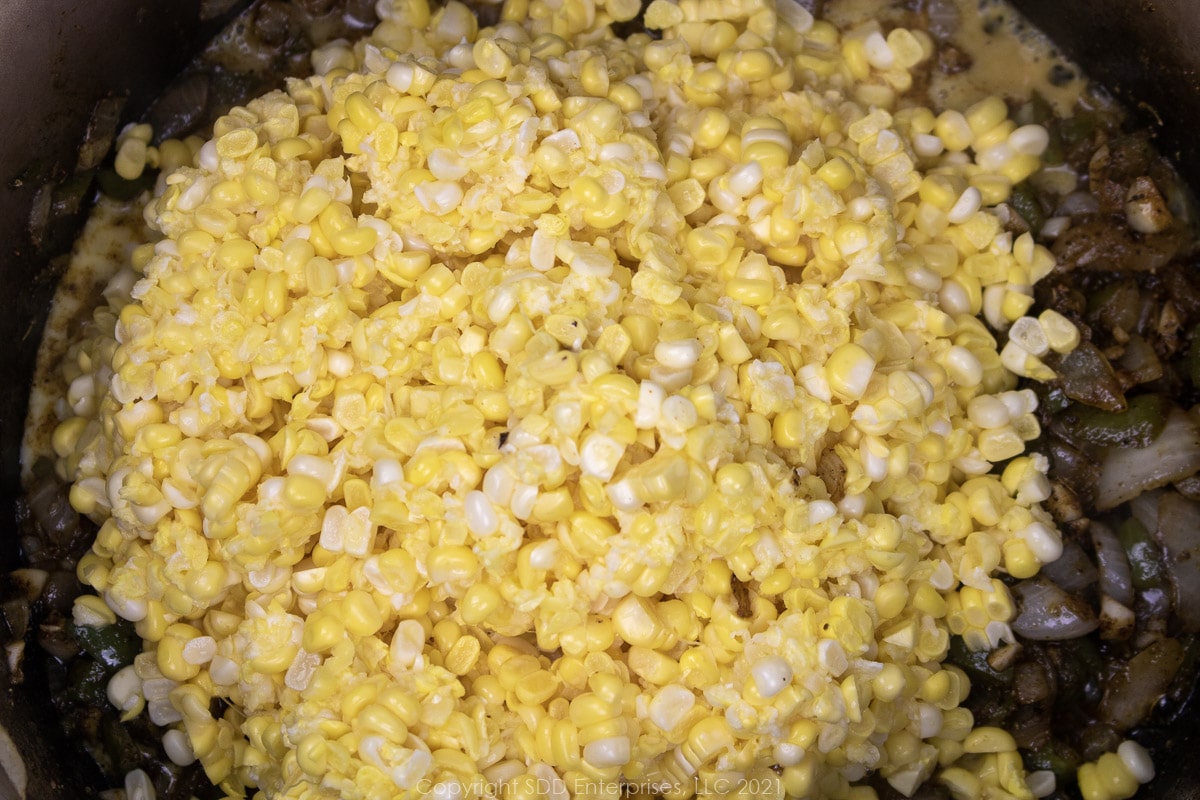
[1008,0,1200,194]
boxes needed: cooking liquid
[826,0,1097,115]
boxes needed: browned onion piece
[1092,522,1134,607]
[1154,491,1200,632]
[1098,637,1185,730]
[1095,408,1200,510]
[1038,541,1098,593]
[1011,577,1099,640]
[1052,215,1186,272]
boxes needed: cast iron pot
[0,1,1197,797]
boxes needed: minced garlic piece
[51,0,1071,798]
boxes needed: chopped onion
[1092,522,1134,607]
[1011,577,1099,640]
[1056,191,1101,217]
[1099,594,1136,640]
[1099,638,1184,730]
[1154,491,1200,632]
[1129,489,1162,533]
[1038,541,1097,594]
[1096,408,1200,510]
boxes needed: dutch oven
[0,1,1196,797]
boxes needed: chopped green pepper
[1026,92,1054,126]
[97,167,156,201]
[1054,394,1171,449]
[64,657,111,708]
[1057,112,1098,147]
[1051,340,1126,411]
[1116,517,1166,591]
[1023,741,1082,783]
[72,620,140,670]
[1087,279,1142,336]
[1010,182,1046,233]
[947,635,1013,686]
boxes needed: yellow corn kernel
[826,342,876,401]
[216,128,259,160]
[404,450,441,486]
[1000,536,1038,579]
[964,726,1017,754]
[157,634,200,682]
[817,157,855,191]
[342,589,384,637]
[358,703,409,741]
[293,187,332,224]
[939,767,981,799]
[935,110,974,152]
[966,96,1009,135]
[295,733,328,776]
[1095,752,1138,799]
[444,634,482,676]
[772,409,809,449]
[427,545,479,585]
[682,716,734,767]
[725,277,774,306]
[1078,763,1105,800]
[302,610,345,653]
[330,226,378,257]
[282,473,326,511]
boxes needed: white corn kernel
[1008,316,1050,357]
[947,187,982,224]
[182,636,217,665]
[1026,770,1056,798]
[913,134,945,158]
[1038,308,1080,353]
[817,639,848,676]
[162,729,197,767]
[655,338,702,370]
[209,655,240,685]
[583,737,631,768]
[465,490,500,536]
[751,657,794,698]
[107,665,143,714]
[983,284,1009,330]
[863,31,895,69]
[808,500,838,525]
[916,703,943,738]
[1009,124,1050,156]
[938,280,971,316]
[943,345,983,387]
[729,162,764,197]
[580,433,626,481]
[607,478,642,511]
[414,181,464,215]
[635,381,666,428]
[1117,739,1155,784]
[1018,521,1063,564]
[125,768,156,800]
[649,685,695,732]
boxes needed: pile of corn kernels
[51,0,1081,797]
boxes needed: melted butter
[824,0,1098,115]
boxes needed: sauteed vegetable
[12,1,1199,800]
